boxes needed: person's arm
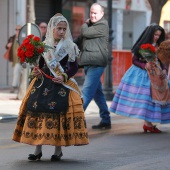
[132,55,146,69]
[52,60,78,84]
[5,36,13,49]
[74,35,83,50]
[64,60,78,80]
[81,22,107,39]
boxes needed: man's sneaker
[92,122,111,130]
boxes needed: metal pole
[103,0,114,100]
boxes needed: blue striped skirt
[110,65,170,124]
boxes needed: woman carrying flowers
[110,23,170,133]
[12,13,89,161]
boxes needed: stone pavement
[0,87,115,136]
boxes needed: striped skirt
[110,65,170,124]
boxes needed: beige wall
[0,0,15,87]
[160,0,170,33]
[0,0,26,88]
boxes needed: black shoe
[92,122,111,130]
[28,152,42,160]
[51,152,63,161]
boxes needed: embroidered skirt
[110,65,170,124]
[12,78,89,146]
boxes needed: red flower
[26,44,34,51]
[33,36,41,42]
[140,44,148,49]
[23,38,30,45]
[139,43,156,62]
[37,46,44,53]
[27,34,34,39]
[149,45,155,53]
[140,43,156,53]
[25,51,34,58]
[17,34,53,65]
[20,56,26,63]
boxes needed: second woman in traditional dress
[110,23,170,133]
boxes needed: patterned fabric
[12,14,88,147]
[27,70,69,114]
[12,77,89,146]
[146,65,170,105]
[110,65,170,124]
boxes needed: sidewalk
[0,87,114,136]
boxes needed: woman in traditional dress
[110,23,170,133]
[12,14,89,161]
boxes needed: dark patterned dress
[12,56,89,146]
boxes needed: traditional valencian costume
[12,15,89,147]
[110,24,170,126]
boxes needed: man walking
[75,3,111,129]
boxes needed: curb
[0,114,18,121]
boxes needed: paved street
[1,88,170,170]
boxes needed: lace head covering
[43,13,79,62]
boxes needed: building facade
[0,0,169,87]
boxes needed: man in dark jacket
[75,3,111,129]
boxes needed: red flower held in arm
[33,36,41,42]
[17,34,53,65]
[139,43,156,62]
[140,43,156,52]
[27,34,34,39]
[37,46,44,53]
[149,45,155,53]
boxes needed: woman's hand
[159,69,167,80]
[145,62,156,70]
[52,75,64,84]
[32,67,42,79]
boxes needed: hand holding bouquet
[31,67,43,79]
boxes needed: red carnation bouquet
[139,43,156,62]
[17,34,53,65]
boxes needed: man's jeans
[82,66,111,124]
